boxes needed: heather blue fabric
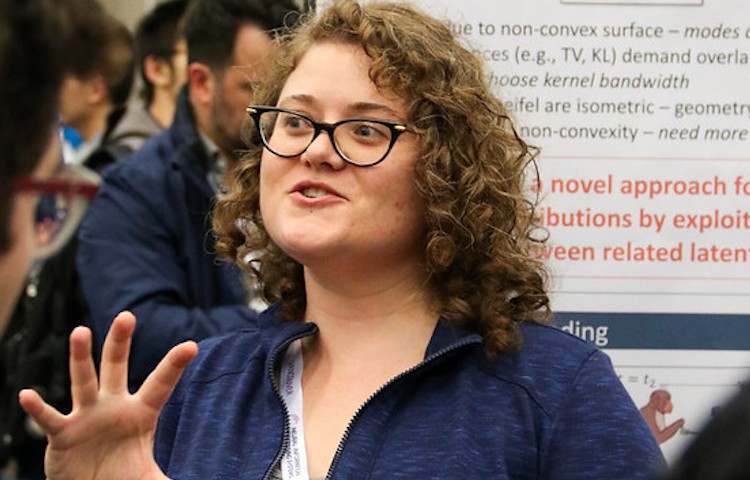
[154,305,664,479]
[77,87,255,392]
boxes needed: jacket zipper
[324,336,481,479]
[261,325,319,480]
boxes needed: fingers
[69,326,99,409]
[18,389,66,436]
[99,311,136,393]
[137,341,198,411]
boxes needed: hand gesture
[18,311,198,480]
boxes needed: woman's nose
[300,129,346,170]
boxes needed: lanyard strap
[280,340,310,480]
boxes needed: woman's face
[259,42,425,273]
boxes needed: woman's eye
[285,117,303,128]
[352,122,387,140]
[356,125,377,137]
[280,114,312,133]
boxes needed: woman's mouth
[300,187,330,199]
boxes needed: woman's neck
[301,263,438,368]
[298,265,438,479]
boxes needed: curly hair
[214,0,550,356]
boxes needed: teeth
[301,187,328,198]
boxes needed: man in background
[59,13,134,169]
[0,1,103,477]
[105,0,189,156]
[78,0,304,392]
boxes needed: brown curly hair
[214,0,550,356]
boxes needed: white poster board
[319,0,750,462]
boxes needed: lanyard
[280,340,310,480]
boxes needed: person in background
[77,0,305,392]
[105,0,190,156]
[59,13,134,170]
[0,4,125,478]
[20,1,665,479]
[658,383,750,480]
[0,0,102,478]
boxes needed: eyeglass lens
[258,110,396,166]
[28,164,100,259]
[33,193,89,259]
[35,195,67,248]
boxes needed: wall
[99,0,309,30]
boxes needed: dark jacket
[77,88,256,391]
[0,241,82,479]
[155,305,664,480]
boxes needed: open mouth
[299,186,331,199]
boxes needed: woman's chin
[276,235,343,266]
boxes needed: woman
[20,1,664,479]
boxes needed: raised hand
[18,311,198,480]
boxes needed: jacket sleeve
[77,161,257,391]
[541,349,666,479]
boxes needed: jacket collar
[168,86,198,158]
[425,320,483,357]
[167,86,215,199]
[260,304,483,364]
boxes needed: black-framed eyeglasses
[246,106,408,167]
[12,163,100,259]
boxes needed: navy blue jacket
[77,88,256,391]
[154,306,664,479]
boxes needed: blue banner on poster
[553,312,750,350]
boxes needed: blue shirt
[154,305,664,479]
